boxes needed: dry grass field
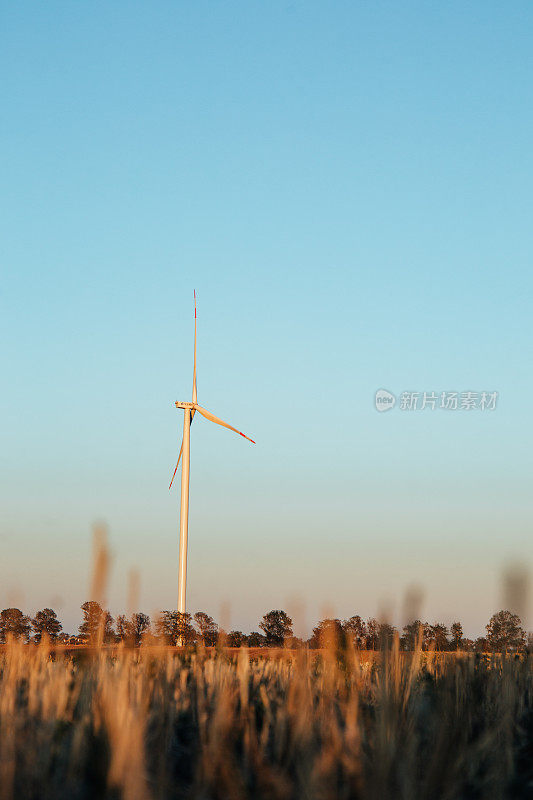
[0,637,531,800]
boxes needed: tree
[402,620,424,651]
[32,608,62,642]
[428,623,448,651]
[378,622,397,649]
[155,611,195,645]
[116,614,130,642]
[259,610,293,646]
[79,601,114,644]
[309,619,345,649]
[131,612,150,645]
[450,621,463,651]
[284,635,305,649]
[227,630,246,647]
[193,612,218,646]
[366,618,379,650]
[247,631,265,647]
[486,610,525,652]
[421,623,433,650]
[343,615,367,648]
[116,613,150,646]
[0,608,31,642]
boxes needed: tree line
[0,605,530,652]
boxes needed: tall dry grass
[0,637,531,800]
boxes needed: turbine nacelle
[175,401,195,410]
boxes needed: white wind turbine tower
[169,292,255,614]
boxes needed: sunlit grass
[0,636,531,799]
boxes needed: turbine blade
[169,409,195,489]
[195,405,255,444]
[192,290,197,404]
[168,441,184,490]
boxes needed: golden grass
[0,636,531,799]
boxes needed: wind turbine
[169,292,255,614]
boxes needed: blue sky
[1,1,532,637]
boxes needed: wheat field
[0,637,531,800]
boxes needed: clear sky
[1,1,532,638]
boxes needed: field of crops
[0,639,531,800]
